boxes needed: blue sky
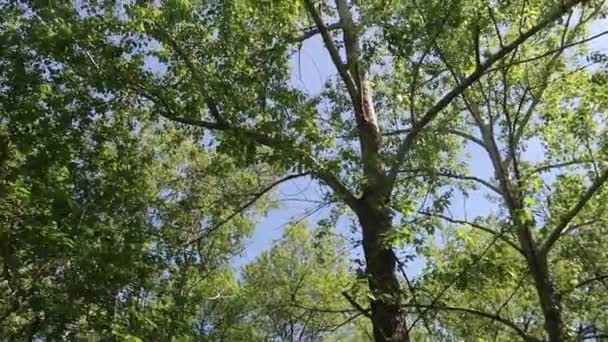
[233,37,338,268]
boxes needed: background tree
[0,8,279,338]
[408,4,608,339]
[232,222,370,341]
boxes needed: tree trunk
[517,227,564,341]
[356,200,410,342]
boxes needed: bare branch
[541,168,608,255]
[559,219,601,238]
[135,85,283,147]
[408,221,514,332]
[409,30,441,124]
[130,81,359,208]
[527,158,603,174]
[570,236,608,292]
[495,272,528,318]
[152,26,225,123]
[567,274,608,293]
[507,17,584,149]
[487,4,504,48]
[395,257,432,333]
[327,313,364,333]
[473,23,481,68]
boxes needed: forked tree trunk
[356,200,410,342]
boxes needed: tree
[0,6,279,339]
[234,222,370,341]
[411,213,608,340]
[408,4,608,339]
[2,0,607,341]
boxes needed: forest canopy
[1,0,608,341]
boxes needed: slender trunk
[479,108,566,340]
[517,227,564,341]
[356,200,409,342]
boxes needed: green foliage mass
[2,0,608,341]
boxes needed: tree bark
[517,226,565,341]
[356,199,410,342]
[473,97,567,341]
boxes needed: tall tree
[411,4,608,339]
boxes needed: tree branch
[509,16,585,150]
[290,302,359,314]
[399,169,503,196]
[487,4,504,48]
[303,0,358,102]
[291,22,342,43]
[485,29,608,74]
[402,303,539,341]
[386,0,586,193]
[407,222,514,332]
[151,25,225,123]
[528,158,604,175]
[567,274,608,292]
[419,211,523,254]
[541,168,608,255]
[342,291,372,318]
[137,86,281,147]
[81,22,365,231]
[130,81,359,208]
[384,128,487,151]
[395,256,432,333]
[185,173,310,246]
